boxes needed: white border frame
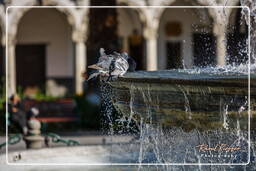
[5,5,251,166]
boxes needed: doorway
[166,42,182,69]
[193,33,216,67]
[16,44,46,90]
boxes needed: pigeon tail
[128,57,137,72]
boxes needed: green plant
[16,85,60,102]
[34,89,59,101]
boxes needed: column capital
[7,33,17,46]
[143,25,158,40]
[213,21,227,37]
[72,29,87,43]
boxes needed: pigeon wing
[114,58,129,76]
[113,52,121,57]
[87,72,100,81]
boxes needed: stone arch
[157,0,215,69]
[15,7,75,95]
[116,2,146,70]
[116,0,147,25]
[152,0,176,25]
[154,0,215,29]
[7,0,77,42]
[203,0,239,27]
[81,1,147,69]
[80,0,148,34]
[8,0,80,95]
[227,8,246,32]
[227,2,248,34]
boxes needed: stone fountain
[108,69,254,164]
[5,69,252,166]
[110,70,254,131]
[1,0,256,168]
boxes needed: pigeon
[88,48,131,81]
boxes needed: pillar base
[24,136,44,149]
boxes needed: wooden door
[16,44,46,90]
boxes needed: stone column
[144,26,158,71]
[214,21,228,66]
[216,33,226,66]
[8,36,16,95]
[123,37,129,52]
[73,31,86,95]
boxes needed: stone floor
[0,132,254,171]
[0,132,133,152]
[0,133,142,171]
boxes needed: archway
[158,0,215,69]
[16,8,73,96]
[117,7,144,70]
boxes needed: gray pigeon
[88,48,129,81]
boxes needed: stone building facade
[0,0,247,96]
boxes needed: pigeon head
[121,52,129,60]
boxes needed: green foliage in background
[16,85,60,101]
[0,80,102,133]
[74,95,101,130]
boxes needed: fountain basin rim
[110,70,253,87]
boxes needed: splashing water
[222,105,229,130]
[241,0,256,64]
[103,81,250,166]
[179,85,192,120]
[98,1,256,169]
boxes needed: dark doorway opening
[16,44,46,91]
[166,41,182,69]
[227,7,248,65]
[227,33,248,64]
[193,33,216,67]
[128,30,144,70]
